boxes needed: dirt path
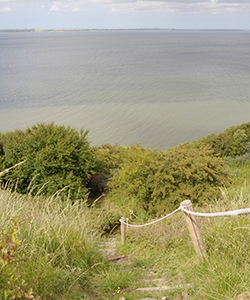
[99,237,188,300]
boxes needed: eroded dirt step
[99,237,130,264]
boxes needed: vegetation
[0,123,97,199]
[193,122,250,158]
[0,189,108,299]
[1,121,250,299]
[107,144,231,217]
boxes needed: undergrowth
[1,163,250,299]
[0,188,112,299]
[110,166,250,300]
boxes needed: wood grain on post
[126,218,129,230]
[120,217,126,245]
[180,200,206,260]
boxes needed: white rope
[120,207,181,228]
[121,204,250,229]
[180,206,250,218]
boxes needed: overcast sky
[0,0,250,30]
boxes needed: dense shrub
[94,143,128,174]
[91,144,133,197]
[0,123,97,199]
[193,122,250,158]
[108,144,231,216]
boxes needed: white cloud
[104,0,250,13]
[1,0,250,14]
[1,6,12,11]
[72,7,81,11]
[49,4,60,11]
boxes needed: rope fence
[180,206,250,218]
[120,199,250,260]
[120,207,181,228]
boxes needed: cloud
[216,0,250,2]
[1,6,12,11]
[46,1,92,12]
[50,4,60,11]
[72,7,81,11]
[109,0,250,12]
[1,0,250,14]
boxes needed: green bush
[0,123,97,199]
[193,122,250,158]
[108,144,231,216]
[94,144,129,174]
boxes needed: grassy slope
[98,162,250,300]
[1,163,250,299]
[0,190,108,299]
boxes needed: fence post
[180,200,206,260]
[120,217,126,245]
[126,218,129,230]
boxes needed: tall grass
[0,188,106,299]
[2,163,250,299]
[111,177,250,300]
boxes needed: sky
[0,0,250,30]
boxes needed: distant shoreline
[0,28,245,33]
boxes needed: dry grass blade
[0,161,25,177]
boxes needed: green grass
[0,189,108,299]
[2,163,250,299]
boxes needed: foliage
[0,188,107,299]
[91,207,121,235]
[1,162,250,299]
[223,142,250,167]
[0,123,97,199]
[113,182,250,300]
[94,144,129,174]
[108,144,231,216]
[193,122,250,158]
[0,217,40,299]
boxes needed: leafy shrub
[91,144,136,197]
[193,122,250,158]
[0,123,97,199]
[94,144,129,174]
[108,144,231,216]
[223,142,250,166]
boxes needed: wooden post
[180,200,206,260]
[126,218,129,230]
[120,217,126,245]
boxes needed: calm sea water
[1,30,250,149]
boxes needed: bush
[108,144,231,216]
[0,123,97,199]
[94,144,129,174]
[193,122,250,158]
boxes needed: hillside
[1,122,250,299]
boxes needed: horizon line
[0,28,248,32]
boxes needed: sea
[1,30,250,150]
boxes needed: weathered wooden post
[126,218,129,230]
[120,217,126,245]
[180,200,206,260]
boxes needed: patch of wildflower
[113,286,121,295]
